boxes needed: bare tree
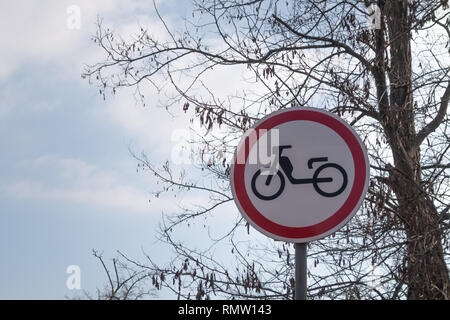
[80,250,157,300]
[83,0,449,299]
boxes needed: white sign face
[231,108,369,242]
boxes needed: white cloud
[2,154,203,216]
[3,155,153,213]
[90,87,193,159]
[0,0,167,79]
[0,80,60,117]
[0,0,175,121]
[4,180,149,213]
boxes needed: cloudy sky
[0,0,228,299]
[2,0,427,300]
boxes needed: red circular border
[233,110,367,239]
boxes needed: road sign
[230,107,369,242]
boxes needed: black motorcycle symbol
[251,145,348,200]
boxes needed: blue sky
[0,0,210,299]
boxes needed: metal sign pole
[295,242,307,300]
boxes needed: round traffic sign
[230,108,369,242]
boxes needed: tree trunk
[383,0,449,299]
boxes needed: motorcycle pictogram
[251,145,348,200]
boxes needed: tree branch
[415,80,450,146]
[272,14,373,71]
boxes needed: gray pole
[295,242,307,300]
